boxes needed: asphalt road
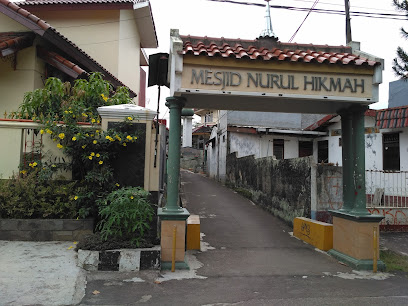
[80,170,408,305]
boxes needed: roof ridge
[0,0,137,97]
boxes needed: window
[383,133,400,171]
[299,141,313,157]
[317,140,328,163]
[273,139,284,159]
[205,112,213,124]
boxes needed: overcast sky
[145,0,407,121]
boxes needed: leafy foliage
[97,187,154,246]
[0,170,78,219]
[4,73,143,220]
[393,1,408,78]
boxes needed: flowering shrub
[5,73,143,219]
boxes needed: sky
[144,0,407,123]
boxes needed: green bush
[97,187,154,246]
[0,171,78,219]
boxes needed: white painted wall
[182,117,192,147]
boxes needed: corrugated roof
[0,32,35,56]
[181,35,379,67]
[0,0,137,97]
[376,105,408,129]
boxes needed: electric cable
[288,0,320,43]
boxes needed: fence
[366,170,408,208]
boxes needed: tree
[393,1,408,78]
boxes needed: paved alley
[80,170,408,305]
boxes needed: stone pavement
[0,241,86,305]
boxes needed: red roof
[18,0,145,5]
[305,109,377,131]
[181,35,379,67]
[0,32,35,56]
[376,105,408,129]
[0,0,137,97]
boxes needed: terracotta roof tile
[376,106,408,129]
[0,32,35,56]
[0,0,137,97]
[17,0,146,6]
[37,46,86,76]
[180,35,380,67]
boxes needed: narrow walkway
[181,170,348,277]
[80,171,408,305]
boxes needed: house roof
[0,32,35,56]
[17,0,158,48]
[0,0,137,97]
[181,35,379,67]
[192,125,212,135]
[304,109,377,131]
[37,46,87,78]
[376,105,408,129]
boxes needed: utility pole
[344,0,352,44]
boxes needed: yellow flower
[97,120,100,124]
[115,183,120,187]
[96,130,100,134]
[91,152,95,156]
[57,143,63,149]
[46,129,52,134]
[64,110,69,114]
[20,170,27,175]
[40,129,44,134]
[72,136,77,141]
[32,162,37,167]
[93,140,97,144]
[101,94,108,102]
[127,117,133,121]
[74,196,78,200]
[91,119,96,123]
[82,145,87,149]
[90,134,94,137]
[99,161,103,165]
[51,164,56,168]
[88,156,93,160]
[126,135,133,141]
[123,143,127,146]
[96,153,100,158]
[85,133,89,137]
[82,113,88,118]
[130,196,134,199]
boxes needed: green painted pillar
[350,105,370,216]
[158,96,189,219]
[339,110,354,212]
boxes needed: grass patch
[380,249,408,272]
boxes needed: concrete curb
[77,246,161,272]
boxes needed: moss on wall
[226,153,312,225]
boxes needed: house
[0,0,157,117]
[0,0,163,193]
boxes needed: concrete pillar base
[159,218,189,268]
[161,260,190,270]
[329,211,385,271]
[328,249,386,271]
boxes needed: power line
[288,0,320,43]
[206,0,408,20]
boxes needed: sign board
[181,65,373,100]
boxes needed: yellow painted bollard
[373,226,378,273]
[171,225,177,272]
